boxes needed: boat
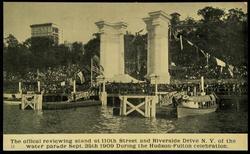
[42,100,101,110]
[176,94,218,118]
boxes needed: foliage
[3,6,247,80]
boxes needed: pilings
[19,82,22,94]
[200,76,206,96]
[21,93,43,110]
[119,95,157,118]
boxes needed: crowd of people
[169,65,248,80]
[3,63,248,95]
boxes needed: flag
[77,71,85,84]
[92,55,104,75]
[187,40,194,46]
[228,64,234,77]
[61,81,65,86]
[215,58,226,67]
[180,35,183,50]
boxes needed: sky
[4,2,247,44]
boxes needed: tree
[198,6,225,23]
[83,33,100,66]
[170,12,181,26]
[5,34,19,48]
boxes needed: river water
[3,100,248,134]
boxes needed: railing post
[144,96,149,117]
[73,80,76,93]
[201,76,206,96]
[19,81,22,93]
[37,81,41,93]
[193,86,197,96]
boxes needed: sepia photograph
[2,1,248,151]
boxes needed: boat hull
[42,100,101,110]
[177,105,217,118]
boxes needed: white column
[143,11,171,84]
[95,21,127,79]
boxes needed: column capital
[143,10,170,31]
[95,20,128,34]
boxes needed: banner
[61,81,65,86]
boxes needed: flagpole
[206,53,209,67]
[91,58,93,87]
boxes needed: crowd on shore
[3,64,248,94]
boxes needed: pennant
[171,62,176,66]
[180,35,183,50]
[77,71,85,84]
[215,57,226,67]
[187,40,194,46]
[61,81,65,86]
[200,49,206,57]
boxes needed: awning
[106,74,145,83]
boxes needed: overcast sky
[4,2,247,44]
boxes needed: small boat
[177,94,218,118]
[4,100,21,105]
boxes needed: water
[3,101,248,134]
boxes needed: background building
[30,23,61,44]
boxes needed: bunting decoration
[171,29,235,77]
